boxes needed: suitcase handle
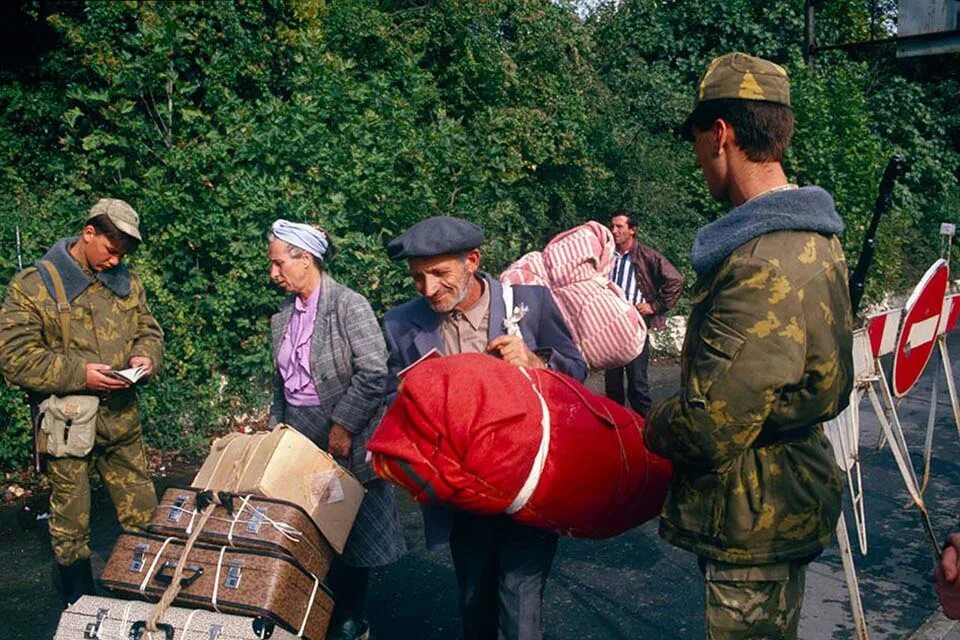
[129,621,174,640]
[153,561,204,588]
[252,617,276,639]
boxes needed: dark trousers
[449,512,558,640]
[327,560,370,626]
[604,335,651,417]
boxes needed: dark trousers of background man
[604,335,651,417]
[449,511,559,640]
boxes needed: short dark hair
[612,209,638,230]
[686,99,794,163]
[88,214,139,254]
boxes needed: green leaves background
[0,0,956,468]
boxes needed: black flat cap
[387,216,484,260]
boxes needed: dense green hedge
[0,0,957,469]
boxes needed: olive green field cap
[680,52,791,140]
[87,198,142,241]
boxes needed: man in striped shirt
[605,209,684,417]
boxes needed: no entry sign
[892,259,949,398]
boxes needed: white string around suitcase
[139,537,176,596]
[157,502,303,543]
[181,608,201,637]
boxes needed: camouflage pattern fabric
[0,262,163,400]
[701,558,805,640]
[695,52,790,107]
[645,230,853,565]
[0,240,163,565]
[47,422,157,565]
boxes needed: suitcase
[192,427,365,554]
[55,594,298,639]
[100,532,333,640]
[146,487,334,581]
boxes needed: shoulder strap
[38,260,71,356]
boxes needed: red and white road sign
[892,259,949,398]
[866,308,903,358]
[938,294,960,336]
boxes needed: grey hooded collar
[36,237,131,302]
[690,186,844,276]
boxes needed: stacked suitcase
[56,595,300,640]
[54,428,361,640]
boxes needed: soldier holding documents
[0,198,163,606]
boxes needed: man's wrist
[533,348,554,369]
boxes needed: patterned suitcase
[100,532,333,640]
[146,487,334,581]
[55,594,297,639]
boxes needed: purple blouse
[277,285,322,406]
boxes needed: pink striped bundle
[501,222,646,369]
[500,251,548,286]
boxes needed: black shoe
[328,618,370,640]
[57,558,95,608]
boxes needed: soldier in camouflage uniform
[0,199,163,606]
[644,53,853,639]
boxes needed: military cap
[387,216,484,260]
[87,198,142,241]
[680,52,791,140]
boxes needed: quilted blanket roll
[368,353,672,538]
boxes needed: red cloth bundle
[368,353,672,538]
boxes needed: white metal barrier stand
[835,513,869,640]
[824,329,872,639]
[867,367,942,565]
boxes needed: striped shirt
[610,249,644,305]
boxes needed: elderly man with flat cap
[383,215,586,640]
[643,53,853,639]
[0,198,164,607]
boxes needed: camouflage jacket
[0,237,164,440]
[646,190,853,565]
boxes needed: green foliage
[0,0,611,467]
[0,0,958,469]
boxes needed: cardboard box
[193,426,364,554]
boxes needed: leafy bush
[0,0,957,470]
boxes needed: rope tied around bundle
[144,490,219,633]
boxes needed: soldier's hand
[487,335,545,370]
[129,356,154,379]
[86,363,130,392]
[328,423,353,460]
[936,532,960,619]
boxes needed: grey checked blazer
[269,274,387,483]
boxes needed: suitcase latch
[224,559,243,589]
[129,543,148,573]
[207,623,223,640]
[245,506,267,534]
[83,608,108,639]
[167,494,189,522]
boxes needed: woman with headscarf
[267,219,406,640]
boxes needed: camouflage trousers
[46,422,157,566]
[700,558,807,640]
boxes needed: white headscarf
[271,219,329,260]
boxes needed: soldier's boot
[57,558,95,608]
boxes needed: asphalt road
[3,335,960,639]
